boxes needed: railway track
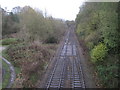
[43,27,85,88]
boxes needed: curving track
[40,27,85,88]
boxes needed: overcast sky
[0,0,87,20]
[0,0,119,20]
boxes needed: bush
[96,65,118,88]
[86,42,94,50]
[6,43,52,87]
[1,38,19,45]
[45,36,58,43]
[91,43,108,63]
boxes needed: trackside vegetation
[91,43,108,63]
[75,2,119,88]
[1,6,67,88]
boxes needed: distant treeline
[2,6,67,43]
[75,2,119,88]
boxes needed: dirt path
[38,26,97,88]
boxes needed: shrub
[86,42,94,50]
[91,43,108,63]
[96,65,118,88]
[6,43,53,87]
[45,36,58,43]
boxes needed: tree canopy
[75,2,119,88]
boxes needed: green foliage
[97,64,118,88]
[85,31,101,45]
[1,38,20,45]
[75,2,119,87]
[86,42,94,50]
[2,9,20,37]
[2,60,11,88]
[76,2,119,50]
[99,10,119,48]
[91,43,108,63]
[18,6,66,43]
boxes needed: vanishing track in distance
[40,26,85,89]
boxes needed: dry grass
[6,42,57,88]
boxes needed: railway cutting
[39,26,85,88]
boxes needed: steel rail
[45,27,86,88]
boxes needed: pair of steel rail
[45,29,85,89]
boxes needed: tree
[2,8,20,37]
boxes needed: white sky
[0,0,86,20]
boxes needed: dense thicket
[76,2,119,88]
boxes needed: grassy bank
[2,42,57,88]
[2,60,11,88]
[0,38,20,46]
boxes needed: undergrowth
[3,42,57,88]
